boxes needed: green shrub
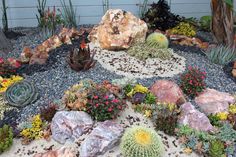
[127,42,172,60]
[199,16,211,31]
[205,45,236,65]
[169,22,196,37]
[146,33,169,49]
[120,126,164,157]
[0,124,13,154]
[209,140,225,157]
[144,93,156,104]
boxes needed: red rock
[150,80,186,105]
[195,88,235,115]
[88,9,148,50]
[34,147,76,157]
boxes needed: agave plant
[5,80,39,107]
[67,40,96,72]
[205,45,236,65]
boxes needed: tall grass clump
[60,0,77,28]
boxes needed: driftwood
[0,28,12,53]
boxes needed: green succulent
[205,45,236,65]
[209,140,225,157]
[120,126,164,157]
[144,93,156,104]
[169,22,196,37]
[208,114,222,127]
[146,32,169,49]
[5,80,39,107]
[0,124,13,154]
[127,42,172,60]
[199,16,211,31]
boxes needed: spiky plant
[60,0,77,28]
[67,40,96,72]
[138,0,148,19]
[0,124,13,154]
[146,33,169,49]
[205,45,236,65]
[102,0,109,14]
[36,0,47,27]
[2,0,8,32]
[120,126,164,157]
[209,140,225,157]
[5,80,39,107]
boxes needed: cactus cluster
[120,126,164,157]
[146,33,169,49]
[0,125,13,154]
[5,80,39,107]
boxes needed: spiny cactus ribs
[67,39,96,72]
[5,80,39,107]
[120,126,164,157]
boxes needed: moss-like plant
[146,33,169,49]
[208,114,222,127]
[144,93,156,104]
[0,124,13,154]
[5,80,39,107]
[209,140,225,157]
[120,126,164,157]
[127,42,172,60]
[169,22,196,37]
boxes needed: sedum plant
[209,140,225,157]
[120,126,164,157]
[0,124,13,154]
[205,45,236,65]
[127,41,172,60]
[67,40,96,72]
[5,80,39,107]
[146,32,169,49]
[60,0,77,28]
[169,22,196,37]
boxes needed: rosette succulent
[120,126,164,157]
[5,80,39,107]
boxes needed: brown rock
[150,80,186,105]
[232,69,236,78]
[88,9,148,50]
[20,47,33,63]
[233,61,236,69]
[34,147,76,157]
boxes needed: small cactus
[0,124,13,154]
[146,32,169,49]
[120,126,164,157]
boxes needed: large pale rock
[34,147,76,157]
[150,80,186,105]
[179,102,214,132]
[88,9,148,50]
[80,120,124,157]
[51,111,93,144]
[195,88,235,115]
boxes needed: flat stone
[34,147,76,157]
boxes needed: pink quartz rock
[34,147,76,157]
[150,80,186,105]
[88,9,148,50]
[51,111,93,144]
[195,88,235,115]
[179,102,214,132]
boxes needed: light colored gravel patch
[90,43,186,79]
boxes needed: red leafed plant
[0,57,21,77]
[180,66,206,98]
[67,39,96,72]
[86,85,126,121]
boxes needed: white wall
[0,0,211,28]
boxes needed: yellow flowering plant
[216,112,229,121]
[169,22,196,37]
[229,104,236,114]
[127,84,149,97]
[20,114,44,141]
[0,75,23,93]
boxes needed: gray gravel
[1,27,236,123]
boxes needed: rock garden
[0,0,236,157]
